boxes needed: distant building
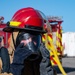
[62,32,75,56]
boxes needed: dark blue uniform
[0,43,55,75]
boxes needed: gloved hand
[12,43,33,64]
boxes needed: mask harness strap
[12,33,16,49]
[12,31,20,49]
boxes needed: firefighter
[1,7,55,75]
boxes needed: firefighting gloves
[12,43,32,64]
[0,47,10,73]
[39,43,54,75]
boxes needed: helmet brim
[3,26,47,34]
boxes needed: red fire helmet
[3,7,47,34]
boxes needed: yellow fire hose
[45,33,67,75]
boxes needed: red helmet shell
[3,7,46,34]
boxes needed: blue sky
[0,0,75,32]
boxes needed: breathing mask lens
[16,32,40,48]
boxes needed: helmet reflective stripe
[10,21,21,27]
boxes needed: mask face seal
[16,32,41,61]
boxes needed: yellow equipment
[42,16,67,75]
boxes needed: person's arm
[39,43,56,75]
[0,47,10,73]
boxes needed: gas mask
[16,32,41,61]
